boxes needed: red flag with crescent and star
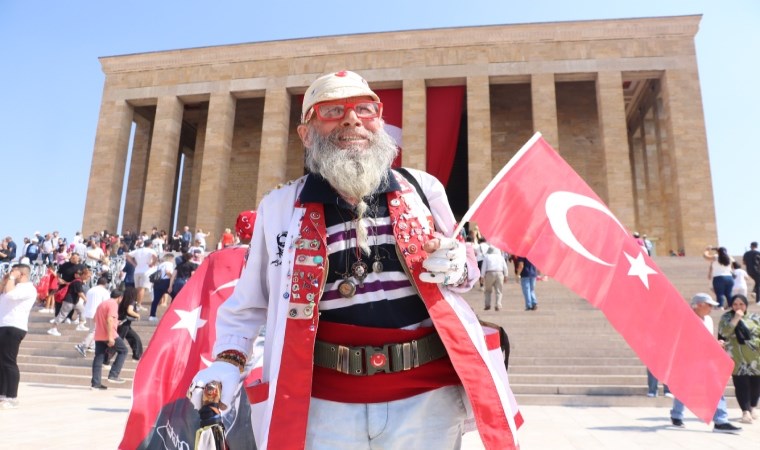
[457,133,733,423]
[120,246,261,449]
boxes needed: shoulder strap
[395,167,430,211]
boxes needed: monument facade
[83,15,715,255]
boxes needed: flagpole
[452,131,543,238]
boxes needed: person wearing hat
[189,70,518,449]
[668,293,743,433]
[719,294,760,424]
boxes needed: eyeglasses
[308,100,383,122]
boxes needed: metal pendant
[351,261,368,286]
[338,279,357,298]
[372,260,383,274]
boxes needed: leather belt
[313,333,447,376]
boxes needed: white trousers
[305,385,468,450]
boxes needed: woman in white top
[732,261,751,297]
[194,228,210,251]
[703,246,735,308]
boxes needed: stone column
[659,67,716,255]
[141,96,183,233]
[82,97,133,235]
[595,71,635,228]
[402,78,426,170]
[121,114,152,234]
[256,88,291,205]
[176,150,193,230]
[195,92,237,240]
[629,124,647,232]
[642,110,667,252]
[466,75,492,205]
[531,73,559,150]
[186,122,206,229]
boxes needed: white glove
[187,360,243,411]
[420,237,467,286]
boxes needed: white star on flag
[171,306,207,342]
[624,251,658,289]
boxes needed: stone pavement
[1,382,756,449]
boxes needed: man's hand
[107,338,115,348]
[188,361,244,411]
[419,236,467,286]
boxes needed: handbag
[735,319,751,345]
[149,268,162,284]
[54,283,69,302]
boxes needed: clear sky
[1,1,758,255]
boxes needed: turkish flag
[120,246,260,449]
[460,133,733,422]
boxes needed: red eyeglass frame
[306,100,384,122]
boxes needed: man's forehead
[315,95,377,105]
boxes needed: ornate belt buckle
[365,344,391,375]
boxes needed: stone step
[509,365,645,375]
[513,394,740,408]
[510,347,637,357]
[18,362,137,378]
[509,356,641,366]
[20,371,134,389]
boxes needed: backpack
[26,243,39,259]
[748,252,760,276]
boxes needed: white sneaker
[72,318,80,325]
[49,318,56,324]
[38,307,48,313]
[64,318,72,324]
[75,324,89,331]
[47,328,61,337]
[0,399,18,409]
[148,316,158,322]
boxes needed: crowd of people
[0,225,222,403]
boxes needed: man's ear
[297,124,311,148]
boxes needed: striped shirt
[298,172,432,330]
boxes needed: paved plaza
[0,382,756,449]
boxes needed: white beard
[305,126,399,254]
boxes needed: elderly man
[480,245,508,311]
[669,293,742,433]
[190,71,517,449]
[0,264,37,408]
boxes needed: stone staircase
[19,256,740,407]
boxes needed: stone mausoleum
[83,15,715,256]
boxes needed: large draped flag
[120,246,260,449]
[457,133,733,422]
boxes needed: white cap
[301,70,379,123]
[691,293,719,307]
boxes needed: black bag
[149,269,162,284]
[735,319,752,345]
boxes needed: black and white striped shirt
[298,172,431,330]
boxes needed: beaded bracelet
[216,350,247,372]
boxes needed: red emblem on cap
[335,71,347,77]
[370,353,386,368]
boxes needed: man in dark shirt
[1,237,17,262]
[516,256,538,311]
[58,253,85,283]
[742,241,760,303]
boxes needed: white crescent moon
[545,191,626,266]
